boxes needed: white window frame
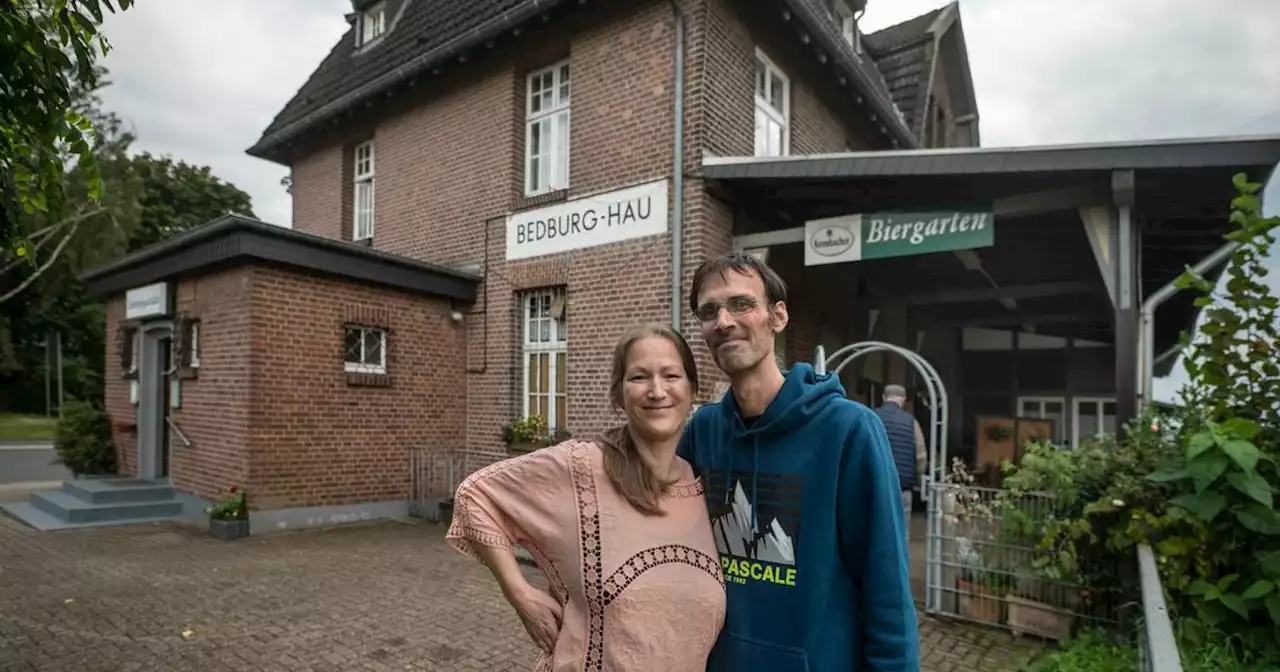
[835,1,860,53]
[361,2,387,45]
[353,141,375,240]
[1073,397,1117,448]
[344,325,387,375]
[525,61,571,197]
[753,48,791,158]
[1016,396,1068,445]
[520,288,568,433]
[188,321,200,369]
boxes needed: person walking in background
[679,251,918,671]
[446,324,725,672]
[874,384,928,547]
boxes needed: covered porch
[703,135,1280,479]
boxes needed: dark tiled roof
[786,0,916,146]
[865,5,945,53]
[248,0,573,160]
[251,0,922,160]
[864,4,951,137]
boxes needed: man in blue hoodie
[678,252,919,671]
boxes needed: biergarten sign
[803,210,994,266]
[506,179,669,261]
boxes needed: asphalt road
[0,444,71,486]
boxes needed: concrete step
[0,500,182,532]
[62,478,175,505]
[30,490,183,524]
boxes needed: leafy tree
[127,153,254,250]
[1,0,136,263]
[0,66,255,411]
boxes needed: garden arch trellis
[815,341,949,614]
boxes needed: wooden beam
[888,280,1099,306]
[918,312,1108,328]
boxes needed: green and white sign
[803,210,994,266]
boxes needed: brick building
[66,0,981,531]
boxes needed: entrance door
[158,336,172,478]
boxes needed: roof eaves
[246,0,575,162]
[80,214,481,301]
[781,0,917,148]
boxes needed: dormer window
[835,1,861,54]
[361,2,386,45]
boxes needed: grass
[0,413,57,441]
[1025,624,1280,672]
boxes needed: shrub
[53,400,117,476]
[995,173,1280,656]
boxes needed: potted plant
[501,415,571,455]
[502,414,548,454]
[206,486,249,540]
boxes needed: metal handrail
[167,417,192,448]
[1137,543,1183,672]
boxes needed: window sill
[514,188,568,211]
[178,367,199,381]
[346,371,391,388]
[350,237,374,248]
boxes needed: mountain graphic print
[705,469,805,584]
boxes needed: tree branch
[0,220,81,304]
[0,205,105,277]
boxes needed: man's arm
[838,412,919,670]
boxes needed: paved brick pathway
[0,515,1043,671]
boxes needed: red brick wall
[291,144,344,237]
[104,297,136,475]
[169,270,254,500]
[246,267,465,511]
[102,270,255,493]
[276,0,892,469]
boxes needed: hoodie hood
[720,362,846,438]
[715,363,846,530]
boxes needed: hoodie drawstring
[751,436,760,532]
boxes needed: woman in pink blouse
[447,323,725,671]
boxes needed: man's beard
[712,338,764,374]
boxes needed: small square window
[344,325,387,375]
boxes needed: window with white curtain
[754,49,790,158]
[353,141,375,240]
[521,288,568,432]
[526,62,571,196]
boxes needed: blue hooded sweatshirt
[678,363,919,671]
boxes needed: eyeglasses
[694,295,761,323]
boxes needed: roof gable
[864,2,962,138]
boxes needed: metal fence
[1136,543,1184,672]
[925,481,1135,640]
[408,447,473,521]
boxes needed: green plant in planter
[206,486,247,520]
[502,415,571,453]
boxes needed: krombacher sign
[803,210,994,266]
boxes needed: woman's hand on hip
[510,583,563,652]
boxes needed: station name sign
[125,281,172,320]
[803,210,994,266]
[506,179,669,261]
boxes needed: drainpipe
[1138,241,1239,409]
[668,0,686,332]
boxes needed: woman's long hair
[599,323,699,516]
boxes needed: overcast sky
[96,0,1280,399]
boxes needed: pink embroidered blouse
[446,440,726,672]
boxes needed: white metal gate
[814,341,949,615]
